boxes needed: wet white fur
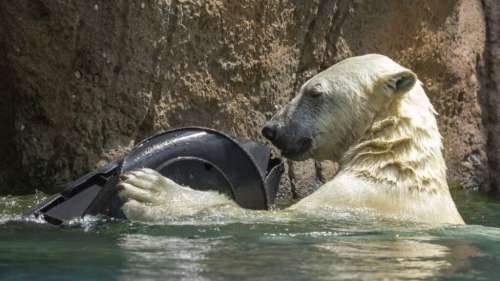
[118,54,464,225]
[118,168,239,219]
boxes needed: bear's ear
[382,70,417,96]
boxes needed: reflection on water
[0,191,500,281]
[118,234,218,281]
[316,238,451,280]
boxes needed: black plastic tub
[27,127,284,225]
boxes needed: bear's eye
[309,89,323,98]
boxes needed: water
[1,191,500,281]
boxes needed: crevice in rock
[478,0,500,192]
[137,1,179,140]
[0,6,29,195]
[111,0,131,101]
[287,160,299,199]
[314,160,326,183]
[321,0,352,69]
[69,18,84,81]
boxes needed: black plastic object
[26,127,284,225]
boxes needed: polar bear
[117,54,464,225]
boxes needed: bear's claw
[117,168,166,204]
[117,182,154,203]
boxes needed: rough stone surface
[480,0,500,192]
[0,0,496,196]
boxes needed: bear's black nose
[261,124,277,141]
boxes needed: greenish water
[1,191,500,281]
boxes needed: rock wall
[481,0,500,193]
[0,0,496,196]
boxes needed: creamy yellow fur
[291,81,464,224]
[344,82,446,194]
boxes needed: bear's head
[262,54,417,162]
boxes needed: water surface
[1,191,500,281]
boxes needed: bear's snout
[261,123,278,142]
[261,121,313,160]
